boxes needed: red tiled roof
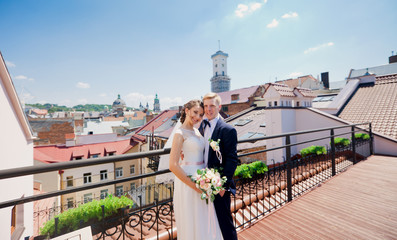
[34,139,133,163]
[266,83,296,97]
[295,87,317,97]
[132,110,178,141]
[338,74,397,139]
[275,75,319,88]
[32,108,48,115]
[218,86,261,105]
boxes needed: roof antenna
[218,40,221,51]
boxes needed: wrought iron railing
[0,122,373,239]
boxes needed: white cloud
[267,18,279,28]
[14,75,34,81]
[78,98,88,104]
[5,61,16,68]
[125,92,184,110]
[99,93,107,97]
[304,42,334,54]
[20,93,35,102]
[282,12,298,19]
[235,2,262,18]
[76,82,90,89]
[263,0,268,3]
[287,72,303,78]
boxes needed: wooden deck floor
[238,155,397,240]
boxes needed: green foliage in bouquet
[300,145,327,158]
[353,133,370,140]
[234,161,268,179]
[332,137,351,147]
[40,195,133,237]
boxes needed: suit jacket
[200,118,238,195]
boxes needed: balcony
[1,122,396,239]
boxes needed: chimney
[389,52,397,64]
[321,72,330,89]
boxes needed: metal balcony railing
[0,122,373,239]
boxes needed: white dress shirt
[203,114,220,167]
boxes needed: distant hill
[26,103,115,113]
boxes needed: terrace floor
[238,155,397,240]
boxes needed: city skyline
[1,0,396,109]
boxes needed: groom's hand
[219,189,225,197]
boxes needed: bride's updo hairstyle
[180,100,203,123]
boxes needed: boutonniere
[209,138,222,164]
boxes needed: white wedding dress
[173,128,223,240]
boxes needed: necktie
[203,119,211,128]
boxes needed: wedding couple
[169,92,238,240]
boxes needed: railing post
[369,123,374,155]
[351,126,356,164]
[330,129,336,176]
[54,217,59,237]
[285,135,292,202]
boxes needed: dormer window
[231,94,239,101]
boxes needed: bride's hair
[180,100,203,123]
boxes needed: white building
[0,52,34,239]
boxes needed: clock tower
[210,50,231,93]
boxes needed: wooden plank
[238,155,397,240]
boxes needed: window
[100,170,108,181]
[274,101,278,106]
[83,173,92,184]
[115,167,123,178]
[91,154,99,158]
[268,102,272,107]
[130,165,135,175]
[222,71,224,76]
[100,189,108,199]
[130,183,136,191]
[234,119,253,126]
[215,64,218,67]
[107,152,114,156]
[222,106,228,112]
[296,101,300,107]
[116,186,123,197]
[67,198,74,209]
[222,64,224,67]
[74,156,82,160]
[66,176,73,187]
[231,94,239,101]
[84,193,92,203]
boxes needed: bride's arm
[169,133,202,194]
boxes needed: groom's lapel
[208,119,222,162]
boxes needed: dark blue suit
[199,118,238,240]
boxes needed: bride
[169,99,223,240]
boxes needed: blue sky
[1,0,396,109]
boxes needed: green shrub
[353,133,370,140]
[234,161,268,179]
[40,195,133,237]
[300,145,327,158]
[332,137,351,147]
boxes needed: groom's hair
[203,92,222,106]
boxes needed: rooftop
[339,74,397,139]
[218,85,262,105]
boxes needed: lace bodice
[175,128,205,175]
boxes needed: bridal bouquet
[191,168,227,204]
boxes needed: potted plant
[37,195,133,239]
[300,145,327,158]
[332,137,351,149]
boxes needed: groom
[199,92,238,240]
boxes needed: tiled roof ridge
[219,85,260,94]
